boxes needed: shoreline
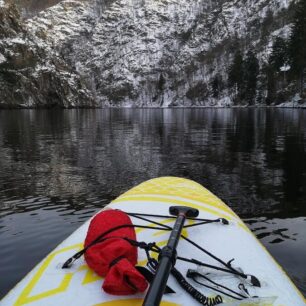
[1,104,306,110]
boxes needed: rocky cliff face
[0,0,94,108]
[0,0,300,107]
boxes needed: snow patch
[217,96,233,107]
[0,53,6,64]
[271,24,292,40]
[10,38,26,45]
[277,94,306,108]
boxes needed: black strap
[187,269,248,300]
[62,225,169,269]
[125,211,229,225]
[126,212,228,228]
[178,257,245,278]
[109,255,125,268]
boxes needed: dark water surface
[0,108,305,298]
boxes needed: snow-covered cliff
[0,0,300,107]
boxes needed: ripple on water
[0,195,103,297]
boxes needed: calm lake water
[0,108,305,298]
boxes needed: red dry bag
[84,209,148,295]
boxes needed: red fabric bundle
[84,209,148,295]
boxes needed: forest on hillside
[223,0,306,106]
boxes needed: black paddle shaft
[143,206,199,306]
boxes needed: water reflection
[0,108,305,297]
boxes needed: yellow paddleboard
[1,177,305,305]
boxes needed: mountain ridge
[0,0,305,108]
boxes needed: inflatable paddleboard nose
[169,206,199,218]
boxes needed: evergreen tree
[269,37,289,71]
[228,50,244,93]
[264,64,277,105]
[210,74,223,98]
[255,70,267,105]
[243,51,259,105]
[228,50,244,103]
[289,0,306,93]
[158,73,165,91]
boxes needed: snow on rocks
[39,0,295,107]
[1,0,300,107]
[277,94,306,108]
[0,0,94,108]
[0,53,6,64]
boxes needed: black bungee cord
[126,212,248,278]
[62,210,260,305]
[127,211,260,286]
[62,223,169,269]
